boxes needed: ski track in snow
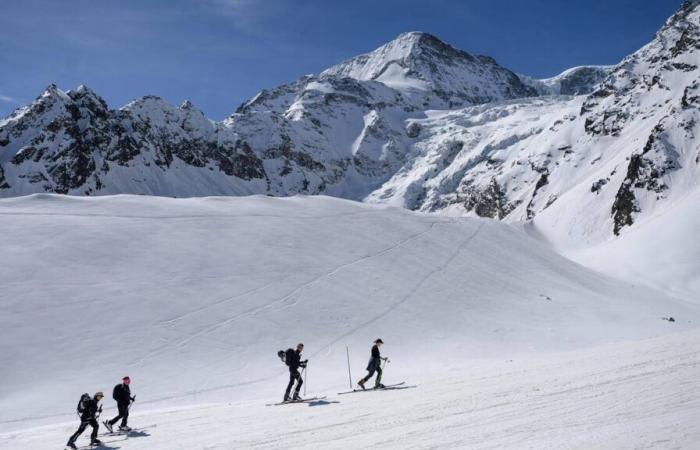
[1,330,698,449]
[311,220,483,358]
[138,218,448,400]
[142,219,441,363]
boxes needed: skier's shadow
[126,430,150,438]
[307,399,340,407]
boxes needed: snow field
[0,194,698,448]
[1,329,698,449]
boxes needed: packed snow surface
[0,195,698,449]
[2,330,699,449]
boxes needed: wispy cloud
[203,0,285,35]
[0,94,20,105]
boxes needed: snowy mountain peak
[41,83,61,97]
[322,31,536,108]
[648,0,700,51]
[66,85,109,117]
[323,31,484,80]
[681,0,700,14]
[37,83,71,106]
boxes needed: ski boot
[357,379,366,390]
[292,393,302,402]
[103,420,113,433]
[66,443,77,450]
[374,383,386,389]
[119,425,132,432]
[91,438,103,446]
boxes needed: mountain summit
[322,31,537,108]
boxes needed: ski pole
[346,346,353,389]
[304,364,307,397]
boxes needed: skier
[103,376,135,433]
[283,343,307,402]
[66,391,104,449]
[358,338,388,390]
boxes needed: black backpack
[76,393,91,414]
[277,348,294,366]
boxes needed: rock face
[0,85,268,197]
[1,1,700,243]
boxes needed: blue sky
[0,0,679,119]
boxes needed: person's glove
[98,405,103,413]
[131,396,136,402]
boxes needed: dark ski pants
[68,418,98,445]
[109,402,129,427]
[362,366,383,387]
[284,369,303,399]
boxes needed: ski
[266,396,326,406]
[337,381,407,395]
[101,423,157,436]
[69,441,120,450]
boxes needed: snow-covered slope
[0,194,697,436]
[556,188,700,302]
[2,329,699,449]
[373,0,700,243]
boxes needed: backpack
[76,393,91,414]
[278,348,294,366]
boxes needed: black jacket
[285,349,306,372]
[113,383,132,405]
[80,398,101,420]
[367,344,382,371]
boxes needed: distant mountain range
[1,0,699,243]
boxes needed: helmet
[374,338,384,344]
[123,376,131,384]
[95,391,104,398]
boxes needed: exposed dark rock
[463,178,516,219]
[0,165,9,189]
[406,122,421,138]
[591,178,608,194]
[611,123,678,235]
